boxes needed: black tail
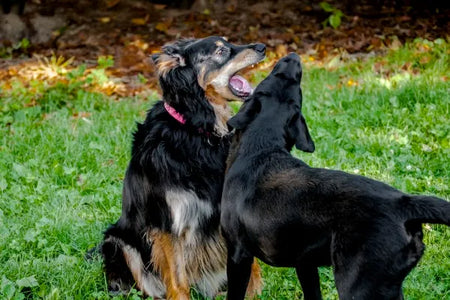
[400,195,450,225]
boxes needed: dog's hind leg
[296,263,322,300]
[151,231,190,300]
[332,232,412,300]
[102,230,165,297]
[246,259,263,298]
[101,236,135,294]
[122,244,166,297]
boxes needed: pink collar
[164,102,186,124]
[164,102,212,139]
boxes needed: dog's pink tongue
[229,75,253,95]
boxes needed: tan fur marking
[205,85,228,106]
[205,85,231,136]
[151,231,190,300]
[198,66,207,89]
[156,54,180,78]
[215,40,224,47]
[247,259,264,298]
[203,69,220,84]
[202,66,237,101]
[260,169,306,190]
[150,230,263,298]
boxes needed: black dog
[101,36,265,299]
[221,53,450,300]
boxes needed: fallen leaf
[398,15,411,22]
[105,0,120,9]
[98,17,111,23]
[155,22,168,33]
[227,4,236,12]
[347,79,358,86]
[129,39,149,51]
[132,18,147,26]
[401,62,411,71]
[153,4,166,10]
[389,38,402,50]
[275,44,288,57]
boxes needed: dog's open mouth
[229,75,253,99]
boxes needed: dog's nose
[287,52,300,61]
[252,43,266,54]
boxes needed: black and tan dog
[221,53,450,300]
[101,36,265,299]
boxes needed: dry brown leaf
[129,39,149,51]
[153,4,166,10]
[105,0,120,9]
[132,18,147,26]
[155,22,168,33]
[98,17,111,23]
[72,112,92,119]
[389,38,402,50]
[275,44,288,57]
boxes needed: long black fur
[221,53,450,300]
[101,36,265,297]
[102,100,228,286]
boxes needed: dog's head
[228,53,315,152]
[152,36,266,103]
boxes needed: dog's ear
[227,99,261,130]
[162,43,186,67]
[152,43,187,77]
[286,112,315,152]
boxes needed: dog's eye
[216,47,228,56]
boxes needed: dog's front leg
[226,250,254,300]
[151,231,190,300]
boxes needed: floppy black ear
[162,43,186,66]
[227,99,260,130]
[152,43,187,77]
[286,112,315,152]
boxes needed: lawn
[0,38,449,299]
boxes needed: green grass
[1,38,449,299]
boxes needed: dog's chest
[165,189,215,241]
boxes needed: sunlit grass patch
[0,39,449,299]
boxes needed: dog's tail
[400,194,450,225]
